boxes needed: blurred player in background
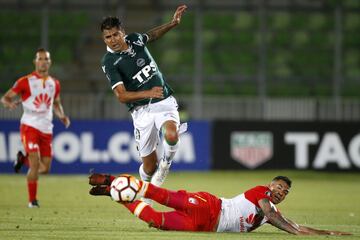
[89,173,350,236]
[1,48,70,208]
[99,5,188,195]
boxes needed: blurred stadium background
[1,0,360,120]
[1,0,360,172]
[1,1,360,239]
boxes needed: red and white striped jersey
[12,72,60,134]
[216,185,278,232]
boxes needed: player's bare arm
[285,217,352,236]
[146,5,187,43]
[1,89,21,110]
[53,96,70,128]
[113,84,163,103]
[258,198,301,235]
[298,225,351,235]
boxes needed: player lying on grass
[88,173,350,235]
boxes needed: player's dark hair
[34,48,50,59]
[36,47,48,54]
[272,176,292,188]
[101,16,122,32]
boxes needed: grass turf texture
[0,171,359,240]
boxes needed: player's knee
[164,130,179,146]
[138,206,163,229]
[27,168,39,179]
[40,168,50,174]
[28,160,40,170]
[162,121,179,146]
[149,217,163,229]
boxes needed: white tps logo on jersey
[132,61,157,84]
[231,132,273,169]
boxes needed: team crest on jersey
[246,214,256,225]
[33,93,51,109]
[188,197,198,205]
[230,132,273,169]
[136,58,145,67]
[27,142,39,150]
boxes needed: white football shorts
[131,96,180,157]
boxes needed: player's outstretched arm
[299,225,352,236]
[258,198,302,235]
[146,4,187,43]
[285,218,352,236]
[1,89,21,110]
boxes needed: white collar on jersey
[107,44,135,56]
[107,46,115,53]
[107,44,133,54]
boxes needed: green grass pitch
[0,170,359,240]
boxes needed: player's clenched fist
[2,99,21,110]
[148,86,164,99]
[60,116,71,128]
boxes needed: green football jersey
[101,33,173,111]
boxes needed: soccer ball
[110,174,141,202]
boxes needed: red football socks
[124,200,193,231]
[109,175,116,183]
[124,201,163,228]
[27,180,37,202]
[144,183,188,210]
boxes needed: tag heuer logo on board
[231,132,273,169]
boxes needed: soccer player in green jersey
[100,5,187,197]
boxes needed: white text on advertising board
[285,132,360,169]
[0,132,195,164]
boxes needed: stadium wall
[213,121,360,171]
[1,120,359,173]
[0,120,211,174]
